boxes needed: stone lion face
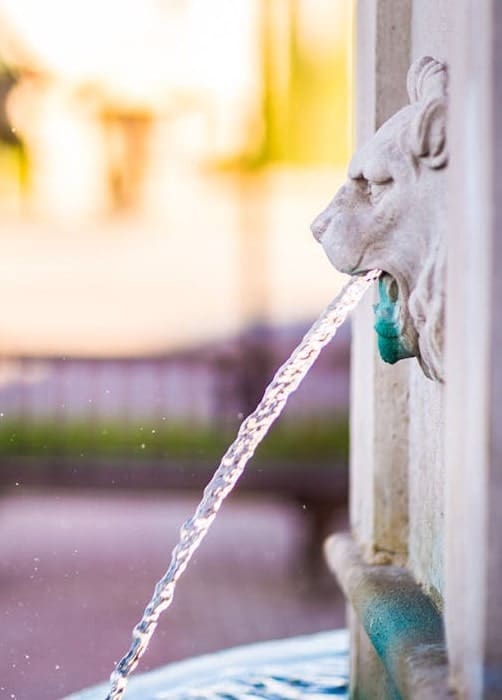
[311,57,448,381]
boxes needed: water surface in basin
[66,630,349,700]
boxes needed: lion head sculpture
[311,56,448,381]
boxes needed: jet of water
[106,269,381,700]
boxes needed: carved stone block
[311,57,447,381]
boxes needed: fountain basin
[64,629,348,699]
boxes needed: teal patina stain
[357,579,445,700]
[373,277,414,364]
[330,534,450,699]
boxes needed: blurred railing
[0,324,351,571]
[0,323,350,430]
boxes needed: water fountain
[66,53,447,700]
[65,27,502,697]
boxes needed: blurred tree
[259,0,350,167]
[0,56,27,199]
[0,59,17,142]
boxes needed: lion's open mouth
[373,274,401,338]
[372,271,415,364]
[380,272,399,302]
[353,268,398,299]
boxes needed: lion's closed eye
[369,178,393,204]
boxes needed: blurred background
[0,1,352,698]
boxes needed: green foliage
[0,418,348,464]
[0,141,27,195]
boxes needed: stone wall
[350,0,450,597]
[326,0,502,697]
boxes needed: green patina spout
[373,277,414,365]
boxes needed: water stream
[106,269,380,700]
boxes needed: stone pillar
[343,2,412,696]
[323,0,502,697]
[445,1,502,696]
[324,2,453,697]
[350,0,411,576]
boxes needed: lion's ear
[409,98,447,169]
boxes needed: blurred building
[0,0,352,437]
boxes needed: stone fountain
[68,1,502,698]
[312,52,449,699]
[316,1,502,698]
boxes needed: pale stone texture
[445,1,502,697]
[404,0,451,607]
[320,2,448,593]
[347,0,412,562]
[408,365,444,599]
[323,0,447,695]
[405,0,451,600]
[334,2,413,696]
[324,0,502,697]
[411,0,451,63]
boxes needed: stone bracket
[324,533,454,699]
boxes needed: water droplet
[140,443,146,449]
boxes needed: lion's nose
[310,212,329,242]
